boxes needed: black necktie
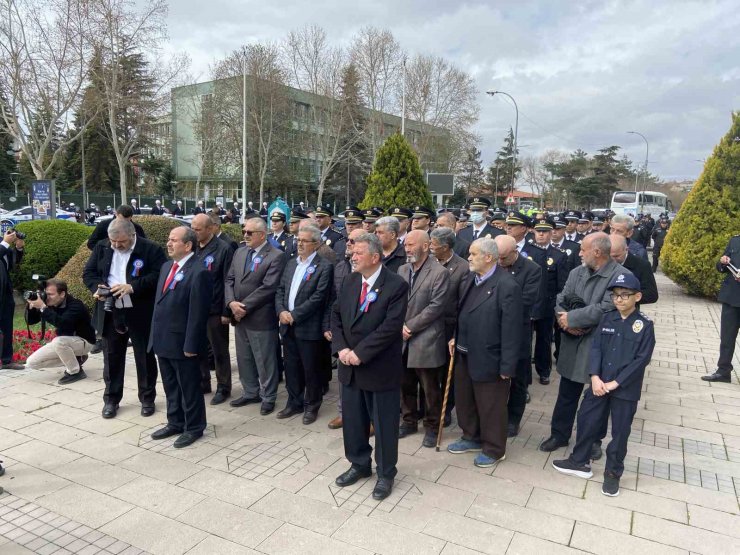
[244,249,254,272]
[473,230,479,240]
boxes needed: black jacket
[651,226,669,249]
[623,252,659,305]
[718,236,740,307]
[0,243,22,304]
[86,218,146,250]
[533,245,568,319]
[382,242,406,274]
[453,236,470,260]
[503,253,543,361]
[217,232,239,253]
[27,295,96,345]
[195,235,234,316]
[276,254,334,340]
[457,223,503,243]
[82,237,167,335]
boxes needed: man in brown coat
[397,230,450,447]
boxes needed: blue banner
[31,180,52,220]
[268,197,290,224]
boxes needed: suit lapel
[465,268,502,313]
[156,260,173,304]
[408,261,431,301]
[295,256,318,298]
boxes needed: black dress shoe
[335,466,372,487]
[210,389,230,405]
[302,411,318,425]
[90,340,103,354]
[58,369,87,385]
[229,395,261,407]
[141,404,155,417]
[260,402,275,416]
[421,430,437,448]
[398,426,418,439]
[151,425,182,440]
[701,371,731,383]
[102,403,118,419]
[539,436,569,452]
[276,406,302,419]
[507,422,519,438]
[590,443,603,461]
[372,478,394,500]
[539,375,550,385]
[173,431,203,449]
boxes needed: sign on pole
[505,195,516,205]
[31,180,55,219]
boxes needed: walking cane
[436,353,456,451]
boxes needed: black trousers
[651,246,662,272]
[102,312,158,406]
[199,314,232,392]
[455,352,510,459]
[570,389,638,478]
[533,316,554,378]
[342,382,400,480]
[282,328,322,412]
[0,295,14,364]
[550,375,585,442]
[159,356,207,435]
[718,303,740,374]
[318,340,332,388]
[507,357,530,426]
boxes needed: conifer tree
[662,112,740,297]
[360,133,433,210]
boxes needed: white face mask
[469,211,485,225]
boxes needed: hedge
[662,112,740,297]
[55,215,187,309]
[11,220,92,293]
[222,223,243,244]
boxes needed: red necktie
[162,262,179,292]
[359,281,368,305]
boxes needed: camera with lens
[23,274,47,303]
[11,228,26,240]
[95,285,116,312]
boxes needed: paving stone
[119,450,201,484]
[109,476,205,518]
[526,487,632,533]
[633,512,740,553]
[570,520,687,554]
[177,468,273,508]
[35,485,133,528]
[334,513,446,555]
[583,480,687,522]
[46,456,140,494]
[186,536,262,554]
[437,465,532,506]
[250,487,352,535]
[258,523,370,554]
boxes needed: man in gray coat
[398,230,450,448]
[540,233,629,454]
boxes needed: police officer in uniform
[269,210,296,258]
[315,205,344,253]
[563,210,583,243]
[702,235,740,383]
[410,206,436,234]
[531,218,568,385]
[389,207,413,244]
[362,208,382,233]
[650,217,669,273]
[343,207,365,235]
[458,197,501,242]
[551,215,581,272]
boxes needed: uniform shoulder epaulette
[637,312,652,322]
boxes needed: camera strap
[24,305,47,339]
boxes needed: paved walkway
[1,272,740,555]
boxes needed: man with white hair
[609,214,648,262]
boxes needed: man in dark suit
[563,210,583,243]
[83,219,167,418]
[436,212,470,259]
[86,205,147,250]
[331,233,409,500]
[496,235,544,437]
[397,230,450,448]
[530,219,568,385]
[610,214,649,261]
[447,237,523,467]
[702,235,740,382]
[375,216,406,273]
[212,216,239,253]
[225,217,287,414]
[151,200,166,215]
[458,197,502,244]
[171,201,184,216]
[192,213,235,404]
[314,205,344,254]
[148,226,213,448]
[276,224,334,424]
[0,229,25,369]
[609,234,658,307]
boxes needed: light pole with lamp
[627,131,649,194]
[487,90,519,196]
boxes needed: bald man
[397,230,450,448]
[610,234,658,307]
[436,212,470,259]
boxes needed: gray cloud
[164,0,740,180]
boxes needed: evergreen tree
[360,133,433,210]
[662,112,740,297]
[458,147,485,194]
[485,128,520,205]
[592,145,624,206]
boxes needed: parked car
[2,205,77,225]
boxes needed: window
[613,192,636,203]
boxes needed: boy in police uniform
[552,273,655,497]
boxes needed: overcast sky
[164,0,740,181]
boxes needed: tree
[520,155,548,208]
[404,54,479,172]
[485,128,520,205]
[361,133,432,210]
[0,111,17,191]
[283,25,363,205]
[592,145,626,206]
[350,27,404,161]
[457,147,485,195]
[0,0,92,179]
[87,0,187,203]
[662,112,740,298]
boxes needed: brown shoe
[328,416,343,429]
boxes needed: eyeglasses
[243,230,263,236]
[296,239,317,244]
[610,292,637,301]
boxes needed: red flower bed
[12,329,56,363]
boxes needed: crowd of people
[1,197,738,499]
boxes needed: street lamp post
[627,131,649,195]
[9,172,20,197]
[487,90,519,195]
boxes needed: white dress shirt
[362,264,383,291]
[288,251,317,311]
[108,237,136,308]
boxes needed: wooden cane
[436,353,456,451]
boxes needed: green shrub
[222,223,243,244]
[11,220,92,292]
[55,215,186,309]
[361,132,433,210]
[662,112,740,297]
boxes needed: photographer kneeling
[26,279,96,384]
